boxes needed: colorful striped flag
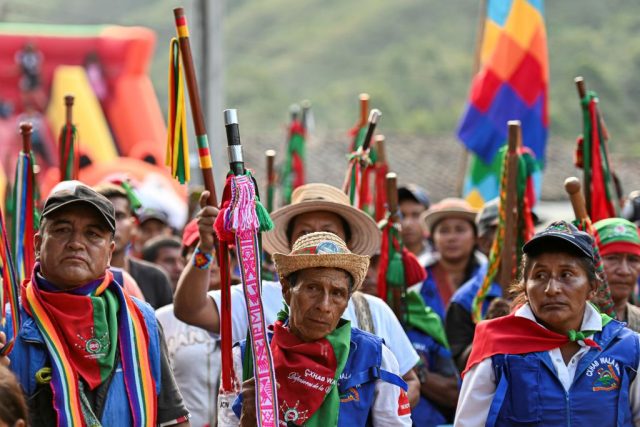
[458,0,548,207]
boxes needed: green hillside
[5,0,640,151]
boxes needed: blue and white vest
[487,320,639,426]
[4,271,162,426]
[235,327,407,426]
[450,264,502,317]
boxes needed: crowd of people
[2,174,640,426]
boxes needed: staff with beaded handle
[222,110,278,427]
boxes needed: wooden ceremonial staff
[173,7,217,206]
[361,109,381,152]
[173,8,234,391]
[375,135,388,222]
[564,176,616,316]
[385,171,404,321]
[359,93,370,130]
[265,149,276,213]
[62,94,77,180]
[497,120,521,288]
[574,76,623,206]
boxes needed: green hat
[593,218,640,257]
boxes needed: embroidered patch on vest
[586,357,621,391]
[340,387,360,403]
[397,389,411,416]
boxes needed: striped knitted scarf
[23,264,157,426]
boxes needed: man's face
[361,255,380,296]
[399,200,426,248]
[289,211,347,248]
[137,219,171,251]
[283,267,350,342]
[110,197,135,254]
[154,246,185,290]
[602,252,640,305]
[35,204,115,289]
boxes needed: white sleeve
[364,294,420,375]
[454,358,496,427]
[631,333,640,426]
[208,285,249,343]
[209,281,284,343]
[217,346,243,427]
[371,345,412,426]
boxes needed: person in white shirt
[456,221,640,426]
[173,183,420,410]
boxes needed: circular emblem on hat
[614,224,627,235]
[316,241,342,254]
[86,338,102,354]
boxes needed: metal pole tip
[224,109,238,125]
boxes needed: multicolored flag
[458,0,548,207]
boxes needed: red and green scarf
[463,305,613,378]
[23,264,157,426]
[245,310,351,427]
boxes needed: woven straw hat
[421,197,478,234]
[272,232,370,292]
[263,183,380,256]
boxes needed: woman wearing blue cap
[455,221,640,426]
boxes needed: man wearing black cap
[0,183,189,426]
[96,184,174,309]
[398,184,433,265]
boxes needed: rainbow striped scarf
[23,265,157,426]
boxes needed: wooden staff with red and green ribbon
[377,172,427,324]
[216,110,278,426]
[574,76,620,222]
[280,104,305,205]
[374,135,388,222]
[0,185,20,356]
[472,121,536,322]
[58,95,79,181]
[564,176,616,317]
[12,122,39,283]
[265,149,276,213]
[342,108,381,207]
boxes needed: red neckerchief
[23,271,114,389]
[270,320,337,425]
[463,311,601,378]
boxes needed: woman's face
[525,252,595,335]
[432,218,476,263]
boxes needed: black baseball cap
[398,184,430,208]
[42,183,116,232]
[523,220,594,261]
[138,207,169,226]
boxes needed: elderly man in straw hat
[174,183,421,405]
[224,232,411,426]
